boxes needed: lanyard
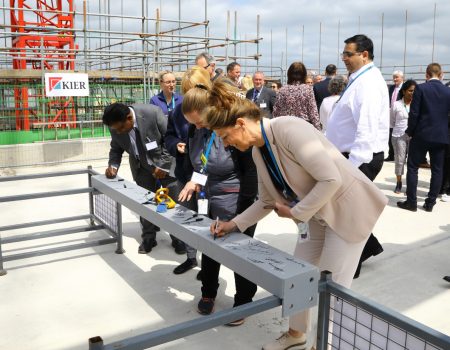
[166,96,175,112]
[200,131,216,173]
[260,120,298,202]
[336,64,374,104]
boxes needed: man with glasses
[327,34,389,279]
[195,52,216,80]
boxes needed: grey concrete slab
[0,160,448,350]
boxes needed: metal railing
[317,271,450,350]
[0,166,124,275]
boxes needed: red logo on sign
[49,77,63,90]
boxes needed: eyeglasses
[340,51,362,58]
[162,80,176,85]
[271,85,277,89]
[203,63,210,69]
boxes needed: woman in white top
[319,75,347,133]
[391,79,417,193]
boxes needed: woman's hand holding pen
[210,220,237,238]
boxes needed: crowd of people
[101,33,450,350]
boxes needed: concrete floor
[0,160,449,350]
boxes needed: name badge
[259,102,267,108]
[146,141,158,151]
[197,198,209,215]
[191,171,208,186]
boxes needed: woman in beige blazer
[204,80,388,350]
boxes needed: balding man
[245,72,277,118]
[226,62,242,88]
[195,52,216,80]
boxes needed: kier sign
[45,73,90,97]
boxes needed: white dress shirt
[326,62,390,168]
[391,99,410,137]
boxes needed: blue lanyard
[336,64,374,104]
[167,96,175,112]
[260,120,297,202]
[201,132,216,173]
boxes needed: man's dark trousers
[406,138,446,206]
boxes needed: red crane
[10,0,77,130]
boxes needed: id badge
[191,171,208,186]
[146,141,158,151]
[298,222,309,241]
[259,102,267,108]
[197,198,209,215]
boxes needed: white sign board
[45,73,89,97]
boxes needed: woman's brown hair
[287,61,307,85]
[205,78,261,129]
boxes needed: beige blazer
[233,116,388,243]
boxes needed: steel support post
[88,165,95,226]
[316,271,332,350]
[115,202,125,254]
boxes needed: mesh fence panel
[328,295,443,350]
[93,193,118,235]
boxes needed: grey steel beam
[0,188,94,202]
[92,175,319,317]
[0,214,92,232]
[89,296,281,350]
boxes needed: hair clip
[195,83,208,91]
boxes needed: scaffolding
[0,0,262,135]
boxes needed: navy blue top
[150,91,183,117]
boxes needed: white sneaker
[262,332,307,350]
[441,194,450,202]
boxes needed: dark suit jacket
[165,104,191,184]
[313,77,331,109]
[406,80,450,144]
[388,84,402,107]
[246,86,276,118]
[108,104,174,178]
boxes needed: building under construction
[0,0,262,146]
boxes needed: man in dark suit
[313,64,336,110]
[386,70,404,161]
[398,63,450,212]
[103,102,185,254]
[245,72,276,118]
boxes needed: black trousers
[406,138,446,205]
[441,139,450,194]
[201,225,257,306]
[133,166,181,244]
[343,151,384,258]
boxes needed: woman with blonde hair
[168,73,258,324]
[165,66,211,273]
[205,80,387,349]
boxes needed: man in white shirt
[327,34,389,278]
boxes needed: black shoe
[196,270,203,281]
[197,297,215,315]
[397,201,417,212]
[172,240,186,254]
[384,156,394,161]
[138,239,157,254]
[423,203,434,212]
[444,276,450,283]
[173,258,197,275]
[394,181,402,194]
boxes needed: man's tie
[253,89,260,102]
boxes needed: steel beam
[92,175,319,317]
